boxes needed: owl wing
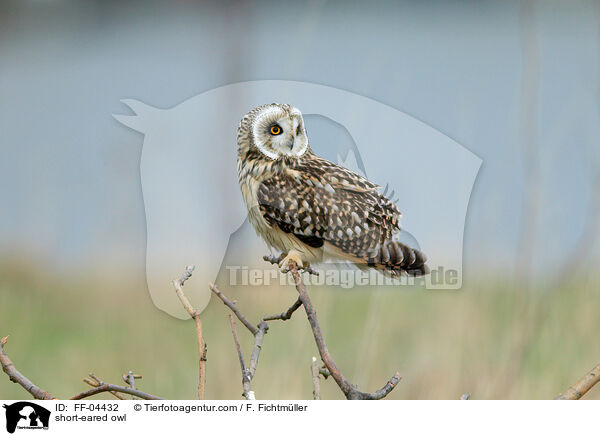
[257,155,401,260]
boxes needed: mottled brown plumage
[237,103,428,277]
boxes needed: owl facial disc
[250,104,308,159]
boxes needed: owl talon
[278,250,304,273]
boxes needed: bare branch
[287,261,401,400]
[210,283,259,335]
[555,363,600,400]
[70,383,163,400]
[172,266,206,400]
[311,357,321,400]
[0,336,56,400]
[263,298,303,321]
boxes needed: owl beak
[287,138,295,150]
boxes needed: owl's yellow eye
[270,125,282,135]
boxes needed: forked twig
[226,312,269,400]
[287,261,401,400]
[211,282,290,400]
[212,258,402,400]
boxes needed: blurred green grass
[1,263,599,400]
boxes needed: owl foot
[278,250,304,273]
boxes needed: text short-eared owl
[237,103,428,277]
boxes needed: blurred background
[1,0,599,399]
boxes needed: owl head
[238,103,309,160]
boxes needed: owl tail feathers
[368,241,429,277]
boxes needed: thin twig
[84,374,126,400]
[248,321,268,379]
[122,371,142,387]
[126,371,136,390]
[555,363,600,400]
[172,266,206,400]
[229,315,254,400]
[229,316,246,371]
[210,283,259,335]
[263,298,303,321]
[311,357,321,400]
[124,370,139,400]
[287,261,401,400]
[0,336,56,400]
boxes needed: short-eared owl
[237,103,428,277]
